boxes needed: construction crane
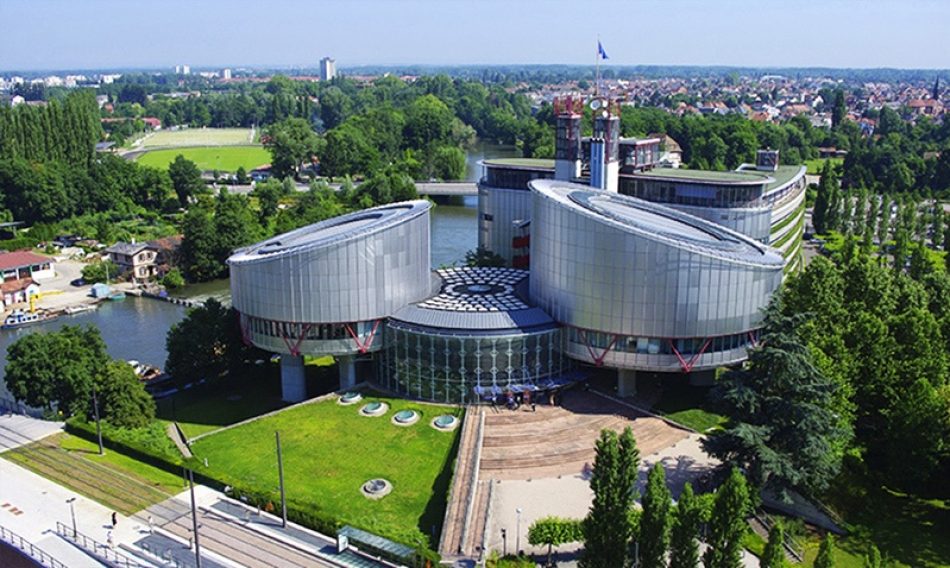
[29,289,63,312]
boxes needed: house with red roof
[0,251,55,282]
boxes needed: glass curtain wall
[380,326,565,403]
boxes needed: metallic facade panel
[528,181,783,343]
[667,203,773,243]
[229,201,432,324]
[477,185,532,264]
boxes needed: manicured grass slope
[136,145,269,172]
[191,395,462,546]
[156,372,289,439]
[3,433,179,514]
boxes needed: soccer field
[136,145,270,172]
[139,127,257,148]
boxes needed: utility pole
[516,508,523,554]
[92,386,103,456]
[276,431,287,528]
[188,469,202,568]
[66,497,77,538]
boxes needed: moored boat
[2,309,58,330]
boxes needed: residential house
[1,278,40,308]
[105,242,158,281]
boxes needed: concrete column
[280,354,306,403]
[617,369,637,398]
[338,355,357,390]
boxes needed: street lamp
[91,386,104,456]
[66,497,77,538]
[515,508,523,555]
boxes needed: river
[0,142,519,400]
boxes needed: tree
[81,260,119,284]
[702,468,751,568]
[527,517,583,567]
[669,483,703,568]
[703,297,852,500]
[251,178,282,224]
[760,523,787,568]
[168,154,205,206]
[165,298,231,381]
[832,90,847,129]
[639,463,673,568]
[465,247,507,268]
[813,161,839,234]
[212,192,259,267]
[264,117,325,179]
[161,267,185,290]
[862,544,882,568]
[580,427,640,568]
[430,145,466,180]
[179,206,220,282]
[97,360,155,429]
[814,534,837,568]
[235,166,249,185]
[403,94,456,150]
[4,326,110,416]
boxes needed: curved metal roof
[389,267,556,333]
[530,180,784,268]
[228,200,430,264]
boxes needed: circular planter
[361,478,392,500]
[338,392,362,405]
[431,414,459,431]
[360,401,389,417]
[391,409,420,426]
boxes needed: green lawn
[804,157,844,175]
[190,393,462,547]
[139,127,256,148]
[136,145,270,172]
[156,369,290,439]
[816,469,950,568]
[650,376,726,433]
[3,433,181,515]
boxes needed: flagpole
[595,36,600,96]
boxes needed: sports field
[190,393,462,547]
[139,127,257,148]
[136,145,270,172]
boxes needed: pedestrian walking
[147,515,153,534]
[111,511,117,528]
[106,530,114,549]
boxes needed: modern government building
[229,96,802,403]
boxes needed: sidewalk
[0,458,141,567]
[0,414,64,452]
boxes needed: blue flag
[598,41,609,60]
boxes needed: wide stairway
[479,390,690,480]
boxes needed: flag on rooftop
[598,40,609,60]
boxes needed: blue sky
[2,0,948,71]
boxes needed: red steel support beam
[345,319,382,354]
[577,328,620,367]
[669,338,713,373]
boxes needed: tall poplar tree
[702,468,751,568]
[669,483,702,568]
[760,523,787,568]
[580,427,640,568]
[639,463,673,568]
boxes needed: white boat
[64,304,97,315]
[2,310,58,330]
